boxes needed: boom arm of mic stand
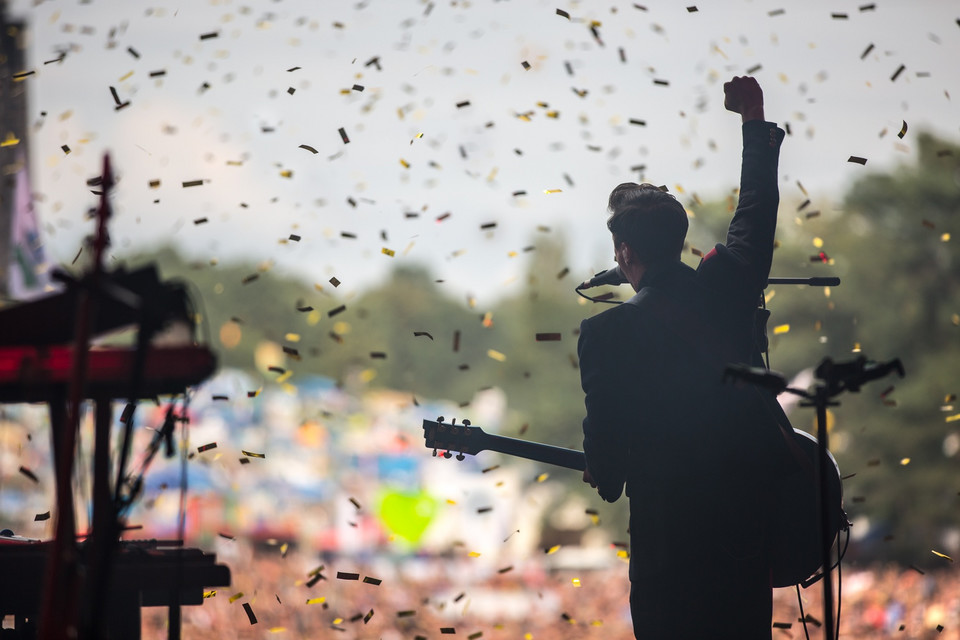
[767,277,840,286]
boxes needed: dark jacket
[579,119,786,503]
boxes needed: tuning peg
[437,416,445,423]
[432,448,438,457]
[451,418,457,426]
[456,453,465,461]
[443,451,452,459]
[462,419,471,426]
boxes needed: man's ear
[620,242,635,266]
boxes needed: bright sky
[11,0,960,303]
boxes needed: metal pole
[815,386,836,640]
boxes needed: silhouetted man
[579,76,791,639]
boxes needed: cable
[795,584,811,640]
[575,287,622,305]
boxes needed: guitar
[422,417,846,589]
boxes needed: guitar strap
[625,286,810,475]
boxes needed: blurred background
[0,0,958,637]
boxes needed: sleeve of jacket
[578,313,632,503]
[723,120,786,290]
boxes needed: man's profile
[579,76,795,639]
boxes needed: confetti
[182,180,204,187]
[364,609,375,623]
[847,156,868,165]
[890,65,906,82]
[572,578,581,587]
[193,217,208,225]
[11,70,34,80]
[441,629,456,635]
[198,442,217,453]
[860,43,875,59]
[773,324,790,335]
[414,331,434,340]
[535,333,561,341]
[397,610,416,617]
[898,121,908,139]
[686,6,698,12]
[339,127,350,144]
[34,511,50,521]
[329,305,346,317]
[242,603,258,625]
[382,247,396,257]
[363,576,382,585]
[456,101,471,109]
[521,61,530,70]
[203,591,217,599]
[299,144,318,154]
[932,550,954,562]
[487,349,506,362]
[19,466,39,483]
[199,31,219,40]
[545,545,561,554]
[212,395,229,401]
[337,572,360,580]
[629,118,647,126]
[241,450,266,459]
[556,8,571,19]
[536,472,549,482]
[229,592,244,603]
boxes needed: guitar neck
[481,432,585,472]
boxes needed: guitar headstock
[422,417,486,460]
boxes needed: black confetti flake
[242,603,257,625]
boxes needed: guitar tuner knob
[451,418,457,426]
[436,416,444,423]
[432,448,438,457]
[462,419,471,426]
[456,453,465,461]
[443,451,452,459]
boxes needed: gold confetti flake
[571,578,581,587]
[487,349,506,362]
[535,472,549,482]
[773,324,790,335]
[468,551,482,558]
[1,133,20,147]
[203,590,217,598]
[229,592,245,603]
[543,189,562,194]
[932,550,954,562]
[382,247,396,257]
[545,545,560,555]
[900,458,910,466]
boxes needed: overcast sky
[10,0,960,302]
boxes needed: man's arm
[578,314,631,503]
[720,77,785,290]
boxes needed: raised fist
[724,76,764,122]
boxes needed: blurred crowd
[142,544,960,640]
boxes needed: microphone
[577,266,627,290]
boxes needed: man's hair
[606,182,688,265]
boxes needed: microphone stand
[725,356,904,640]
[576,275,841,304]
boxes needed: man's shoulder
[581,298,640,329]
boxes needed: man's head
[606,182,689,267]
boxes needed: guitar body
[422,418,845,588]
[769,428,845,588]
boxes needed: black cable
[795,584,811,640]
[575,287,622,304]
